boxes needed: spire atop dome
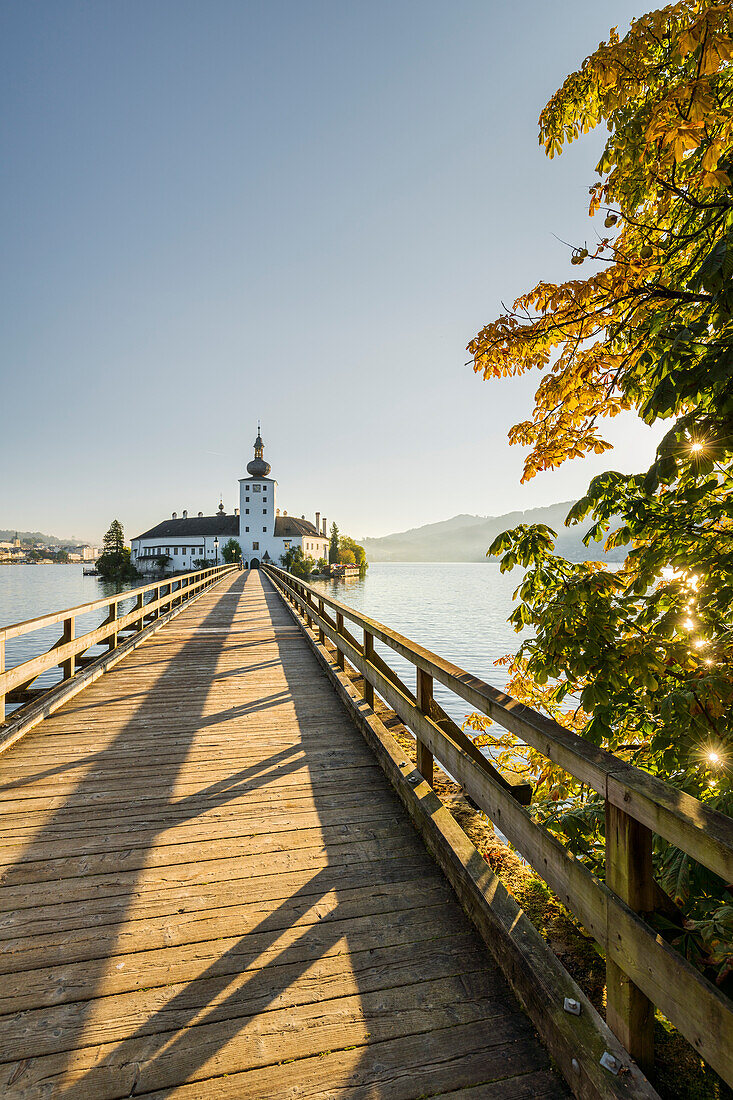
[247,423,271,477]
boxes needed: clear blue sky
[1,0,659,543]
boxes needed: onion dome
[246,424,271,477]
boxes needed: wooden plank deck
[0,569,568,1098]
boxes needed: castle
[130,429,329,571]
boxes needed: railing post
[336,613,345,670]
[363,629,374,708]
[605,801,655,1070]
[416,668,434,786]
[136,592,145,631]
[318,599,325,644]
[62,616,75,680]
[108,601,118,650]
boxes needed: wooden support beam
[318,599,325,644]
[416,668,434,786]
[107,601,118,650]
[61,617,75,680]
[605,801,655,1071]
[336,613,345,670]
[363,630,374,708]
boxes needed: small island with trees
[95,520,138,582]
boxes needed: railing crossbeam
[262,563,733,1087]
[0,565,234,724]
[606,801,655,1070]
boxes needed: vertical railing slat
[62,617,75,680]
[416,667,434,785]
[363,629,374,708]
[605,801,655,1070]
[108,601,118,650]
[336,613,345,670]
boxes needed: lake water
[0,565,144,699]
[1,562,523,729]
[311,562,522,729]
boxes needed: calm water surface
[0,565,143,695]
[311,562,524,729]
[1,562,524,729]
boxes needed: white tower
[238,425,278,565]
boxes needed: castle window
[253,485,261,492]
[245,497,249,502]
[253,542,259,550]
[199,547,203,554]
[245,508,249,514]
[263,509,267,514]
[245,526,249,532]
[263,526,267,533]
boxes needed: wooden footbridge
[0,564,731,1099]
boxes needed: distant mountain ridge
[0,529,79,546]
[361,502,624,563]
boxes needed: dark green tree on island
[280,545,316,578]
[221,538,242,564]
[96,519,137,582]
[328,522,340,564]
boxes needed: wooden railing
[264,563,733,1085]
[0,564,236,723]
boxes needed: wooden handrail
[1,565,236,717]
[0,564,233,641]
[264,563,733,1084]
[264,566,733,883]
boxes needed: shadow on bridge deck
[0,570,567,1098]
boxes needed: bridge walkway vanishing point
[0,569,569,1099]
